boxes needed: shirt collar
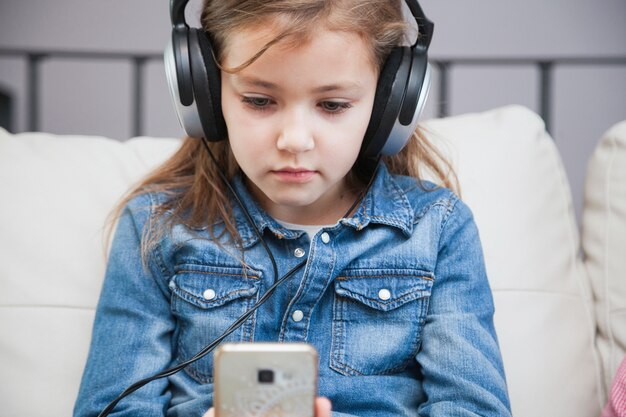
[230,163,414,249]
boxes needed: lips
[271,168,317,183]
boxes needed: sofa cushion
[0,129,180,417]
[582,120,626,391]
[423,105,603,417]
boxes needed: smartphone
[213,343,318,417]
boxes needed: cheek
[319,106,373,155]
[222,98,272,159]
[229,133,264,168]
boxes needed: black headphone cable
[96,258,306,417]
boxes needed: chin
[266,192,320,209]
[270,196,317,208]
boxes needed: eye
[319,101,352,114]
[241,96,273,111]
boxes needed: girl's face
[221,23,378,225]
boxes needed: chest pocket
[170,264,261,383]
[331,268,434,376]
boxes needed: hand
[314,397,332,416]
[203,396,332,417]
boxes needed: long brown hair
[110,0,459,260]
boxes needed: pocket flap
[334,269,433,312]
[170,264,261,309]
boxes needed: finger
[315,397,332,417]
[202,407,215,417]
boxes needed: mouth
[271,168,317,183]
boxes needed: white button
[203,289,216,300]
[292,310,304,322]
[321,232,330,244]
[294,248,306,258]
[378,289,391,301]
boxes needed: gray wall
[1,0,625,222]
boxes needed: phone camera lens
[257,369,274,384]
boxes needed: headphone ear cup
[188,29,228,141]
[165,28,206,139]
[361,47,406,158]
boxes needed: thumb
[315,397,332,417]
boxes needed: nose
[276,108,315,154]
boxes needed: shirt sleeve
[602,355,626,417]
[73,196,176,417]
[415,198,512,417]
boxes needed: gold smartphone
[213,343,318,417]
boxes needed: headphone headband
[170,0,188,28]
[404,0,434,50]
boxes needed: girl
[74,0,512,416]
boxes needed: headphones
[165,0,434,158]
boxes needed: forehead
[221,22,378,76]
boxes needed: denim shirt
[74,164,511,417]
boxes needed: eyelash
[241,96,272,111]
[320,101,353,115]
[241,96,353,116]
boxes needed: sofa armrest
[583,120,626,391]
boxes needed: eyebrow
[235,75,362,93]
[236,76,278,90]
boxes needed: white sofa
[0,105,624,417]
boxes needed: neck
[271,190,360,225]
[247,180,361,225]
